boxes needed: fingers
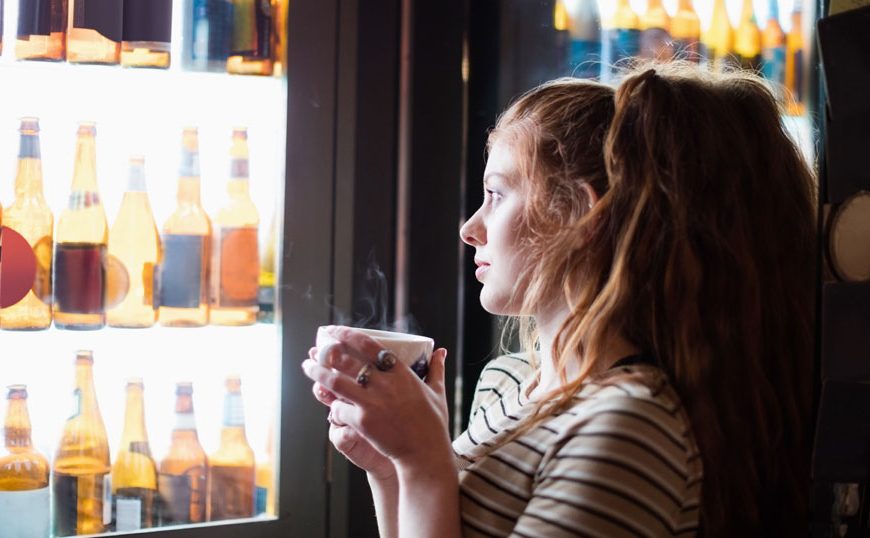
[312,382,336,405]
[425,348,448,392]
[330,399,361,431]
[327,326,384,364]
[302,359,367,402]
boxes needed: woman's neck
[530,306,639,401]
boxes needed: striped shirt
[453,354,702,537]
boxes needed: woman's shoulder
[469,353,536,418]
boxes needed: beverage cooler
[0,0,417,536]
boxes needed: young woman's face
[460,139,530,315]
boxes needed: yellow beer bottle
[639,0,672,61]
[1,118,53,330]
[158,382,209,525]
[210,128,260,326]
[761,0,786,103]
[108,157,161,328]
[0,385,50,538]
[52,350,112,537]
[111,379,158,530]
[66,0,122,64]
[158,128,212,327]
[702,0,734,72]
[671,0,701,61]
[227,0,274,75]
[784,1,805,115]
[16,0,66,60]
[208,376,255,521]
[734,0,762,70]
[53,122,108,330]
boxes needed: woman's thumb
[426,348,448,392]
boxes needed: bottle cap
[176,381,194,395]
[75,350,94,363]
[6,384,27,398]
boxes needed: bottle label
[212,227,259,308]
[568,39,601,79]
[254,485,267,515]
[223,394,246,427]
[230,0,273,57]
[762,46,786,85]
[19,134,41,158]
[640,28,673,61]
[158,234,206,309]
[32,235,53,304]
[231,158,249,179]
[52,472,109,536]
[53,242,106,315]
[122,0,172,42]
[601,28,640,80]
[69,388,82,419]
[68,191,101,210]
[103,474,113,524]
[175,412,197,430]
[158,473,192,524]
[115,497,142,531]
[189,0,231,62]
[73,0,123,43]
[208,465,255,520]
[791,49,804,103]
[0,487,50,538]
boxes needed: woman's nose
[460,211,484,247]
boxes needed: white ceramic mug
[316,326,435,379]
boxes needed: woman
[302,63,816,536]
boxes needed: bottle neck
[127,164,147,192]
[740,0,755,22]
[223,393,246,428]
[4,398,34,448]
[72,133,99,193]
[75,362,99,415]
[678,0,694,11]
[646,0,664,11]
[177,177,202,205]
[15,132,46,199]
[120,385,149,451]
[767,0,779,20]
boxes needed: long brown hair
[490,64,816,536]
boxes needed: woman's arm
[396,453,461,538]
[369,472,399,538]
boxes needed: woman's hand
[302,327,452,470]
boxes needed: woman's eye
[485,188,503,203]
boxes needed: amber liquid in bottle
[734,0,762,70]
[784,2,805,116]
[52,350,112,537]
[0,385,51,538]
[227,0,274,75]
[159,128,212,327]
[111,379,158,531]
[16,0,67,60]
[159,382,208,524]
[1,118,53,330]
[208,376,255,521]
[671,0,700,61]
[66,0,122,63]
[210,128,260,326]
[271,0,288,76]
[53,123,108,330]
[120,0,172,68]
[639,0,672,61]
[257,212,277,323]
[108,157,161,328]
[702,0,734,72]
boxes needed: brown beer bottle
[208,376,255,521]
[159,382,208,524]
[210,128,259,326]
[671,0,701,62]
[121,0,173,68]
[0,118,53,330]
[0,385,51,537]
[108,157,161,328]
[16,0,67,60]
[158,128,212,327]
[227,0,274,75]
[52,350,112,537]
[111,379,158,530]
[66,0,122,64]
[53,123,108,330]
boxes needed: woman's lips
[475,264,490,280]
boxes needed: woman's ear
[581,183,599,212]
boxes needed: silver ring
[356,363,373,387]
[376,349,398,371]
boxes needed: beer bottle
[66,0,122,64]
[784,0,805,116]
[208,376,255,521]
[159,382,208,524]
[702,0,734,72]
[563,0,600,80]
[257,211,277,323]
[734,0,762,70]
[53,350,112,537]
[671,0,701,62]
[254,416,275,516]
[0,385,50,538]
[158,128,212,327]
[601,0,639,82]
[761,0,786,102]
[639,0,672,62]
[121,0,173,68]
[53,122,108,330]
[16,0,66,60]
[108,157,161,328]
[183,0,233,72]
[271,0,289,77]
[0,118,53,330]
[210,128,260,326]
[111,379,158,530]
[227,0,274,75]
